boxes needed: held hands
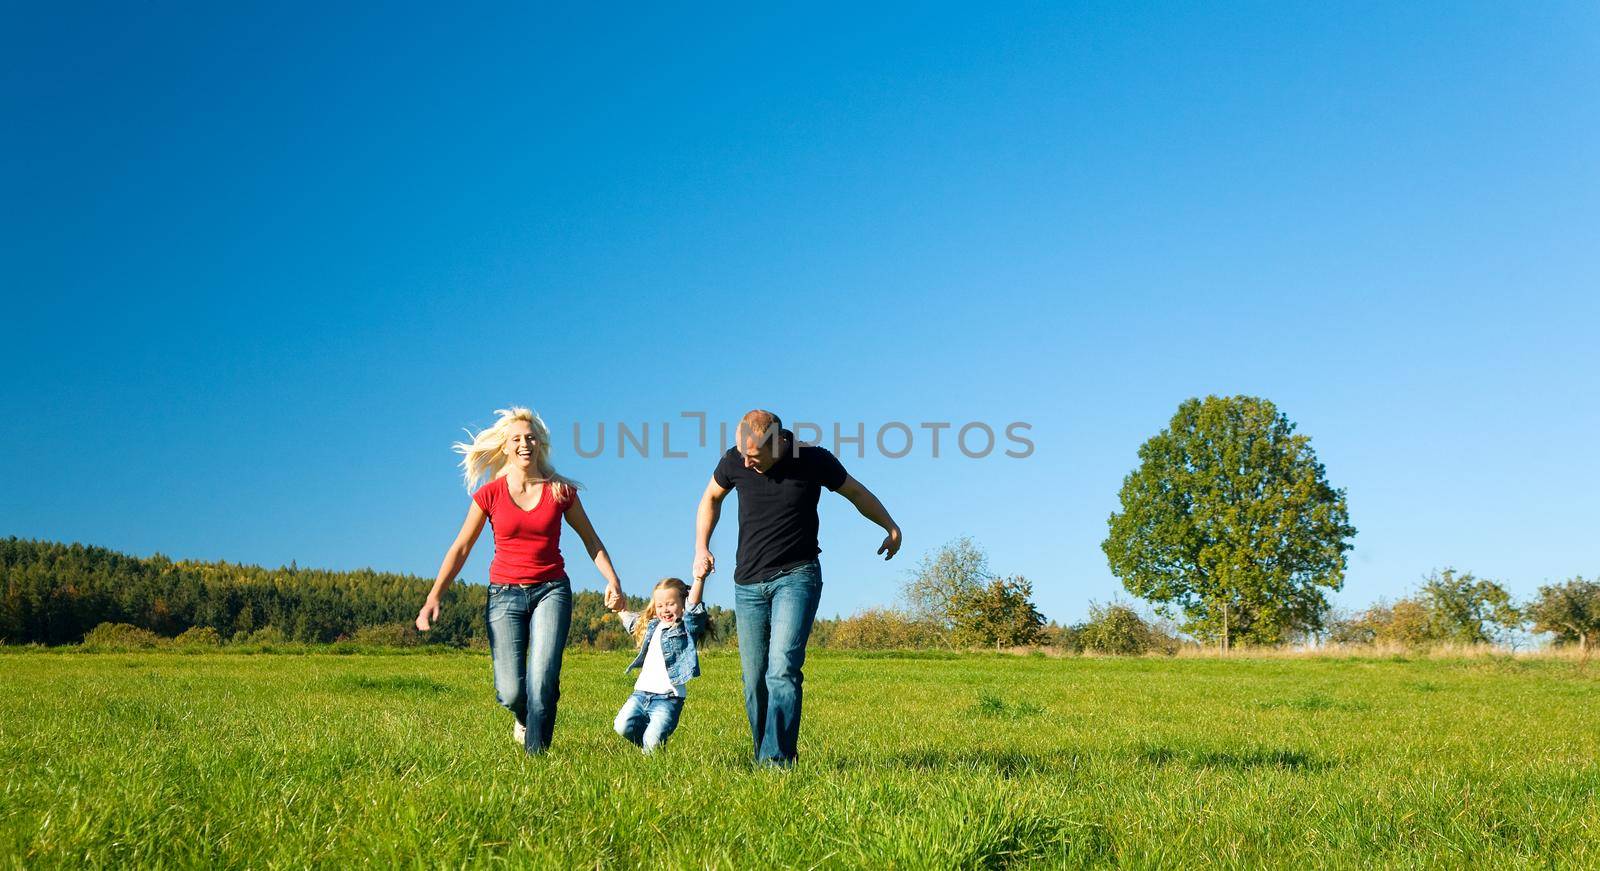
[604,581,626,612]
[692,549,715,583]
[415,597,441,632]
[877,526,903,561]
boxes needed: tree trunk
[1222,600,1230,655]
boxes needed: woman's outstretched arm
[564,493,625,609]
[417,503,488,631]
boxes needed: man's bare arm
[836,475,902,560]
[694,477,731,581]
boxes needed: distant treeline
[9,537,1593,655]
[0,538,733,649]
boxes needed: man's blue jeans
[734,560,822,765]
[485,577,571,754]
[613,690,685,752]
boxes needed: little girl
[611,577,709,752]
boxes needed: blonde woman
[416,407,626,754]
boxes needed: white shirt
[634,622,685,697]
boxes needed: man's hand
[837,476,901,562]
[604,582,625,612]
[693,549,716,583]
[877,527,902,560]
[415,597,441,632]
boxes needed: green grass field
[2,650,1597,869]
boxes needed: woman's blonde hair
[453,407,579,500]
[631,578,713,645]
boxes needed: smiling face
[502,420,538,472]
[652,586,686,624]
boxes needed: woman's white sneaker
[513,721,526,745]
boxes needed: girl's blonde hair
[631,578,713,645]
[453,407,580,500]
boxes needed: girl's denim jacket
[618,603,709,686]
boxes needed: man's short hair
[739,409,784,453]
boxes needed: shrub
[949,576,1046,648]
[1418,569,1521,645]
[346,622,422,648]
[238,625,287,645]
[1079,603,1152,654]
[174,626,222,647]
[1328,575,1521,651]
[1043,622,1086,653]
[1076,603,1180,655]
[1525,576,1599,652]
[829,608,946,650]
[81,622,164,651]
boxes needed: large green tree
[1102,395,1356,650]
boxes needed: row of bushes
[72,606,1183,656]
[811,602,1183,655]
[1322,570,1598,651]
[77,621,441,652]
[72,615,743,653]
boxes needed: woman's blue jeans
[734,560,823,766]
[486,577,571,754]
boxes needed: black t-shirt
[713,433,849,584]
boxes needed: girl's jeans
[613,690,685,752]
[486,577,572,754]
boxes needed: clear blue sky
[4,2,1597,623]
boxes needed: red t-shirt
[472,477,573,585]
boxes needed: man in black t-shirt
[693,409,902,766]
